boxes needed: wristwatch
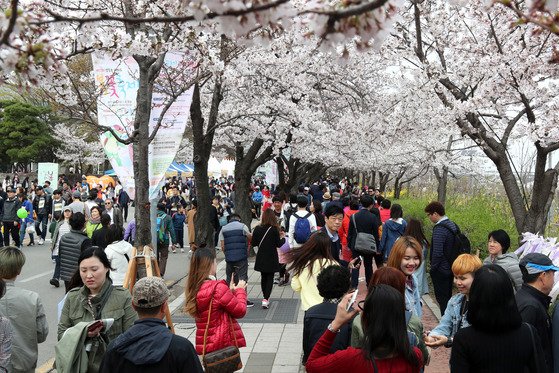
[327,323,340,333]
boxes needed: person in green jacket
[156,203,176,278]
[85,206,103,238]
[58,247,137,352]
[351,267,430,367]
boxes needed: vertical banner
[37,163,58,185]
[92,52,195,200]
[148,51,194,200]
[264,160,278,186]
[92,54,138,199]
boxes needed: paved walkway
[167,251,448,372]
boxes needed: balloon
[17,208,28,219]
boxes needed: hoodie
[100,318,203,372]
[380,218,408,262]
[104,240,133,286]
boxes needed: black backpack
[439,223,471,264]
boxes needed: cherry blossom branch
[0,0,19,47]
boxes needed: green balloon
[17,208,28,219]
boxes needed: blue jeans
[52,255,60,279]
[35,214,48,240]
[19,221,34,244]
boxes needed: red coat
[195,280,247,355]
[339,209,358,261]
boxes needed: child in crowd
[172,205,186,253]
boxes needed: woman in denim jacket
[425,254,482,348]
[387,236,423,317]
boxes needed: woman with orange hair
[387,236,423,317]
[424,254,482,349]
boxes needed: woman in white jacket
[104,225,133,286]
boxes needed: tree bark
[434,166,448,205]
[378,172,390,193]
[191,81,222,249]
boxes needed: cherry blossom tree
[53,123,108,174]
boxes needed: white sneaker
[38,238,44,245]
[180,248,185,253]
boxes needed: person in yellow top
[290,231,340,311]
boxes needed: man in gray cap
[67,190,85,215]
[100,277,203,372]
[516,253,559,373]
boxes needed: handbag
[352,214,377,255]
[202,285,242,373]
[252,226,272,254]
[219,216,228,226]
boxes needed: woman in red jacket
[306,284,422,373]
[185,248,247,355]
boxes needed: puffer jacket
[380,218,407,262]
[195,280,247,355]
[57,278,138,343]
[105,240,133,286]
[2,197,20,222]
[483,252,523,292]
[59,230,92,281]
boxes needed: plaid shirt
[0,317,12,373]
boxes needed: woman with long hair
[351,267,430,367]
[311,200,325,228]
[49,207,73,288]
[185,248,247,356]
[290,231,338,311]
[450,265,543,372]
[306,284,422,372]
[387,236,423,317]
[252,209,285,309]
[404,219,430,295]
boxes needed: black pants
[279,264,287,279]
[175,229,184,248]
[122,204,129,221]
[3,222,20,247]
[261,272,274,300]
[431,270,453,315]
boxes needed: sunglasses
[105,202,112,205]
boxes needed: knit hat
[132,277,170,308]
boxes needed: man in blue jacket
[425,201,457,316]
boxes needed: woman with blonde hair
[185,248,247,355]
[387,236,423,317]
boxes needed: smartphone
[233,266,240,286]
[354,256,363,266]
[88,320,103,331]
[346,289,359,311]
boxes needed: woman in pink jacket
[185,248,247,355]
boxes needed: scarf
[89,216,101,224]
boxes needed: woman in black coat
[252,208,285,309]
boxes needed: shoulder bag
[252,226,272,254]
[352,214,377,255]
[202,285,243,373]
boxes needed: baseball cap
[6,188,15,193]
[304,187,310,191]
[519,253,559,274]
[72,190,81,198]
[255,186,260,189]
[332,192,341,199]
[133,277,170,308]
[62,205,72,212]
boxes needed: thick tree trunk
[394,177,402,199]
[378,172,390,194]
[133,56,158,246]
[434,166,448,206]
[191,82,220,249]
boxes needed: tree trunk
[132,55,158,246]
[191,82,221,249]
[434,166,448,205]
[394,177,402,199]
[378,172,390,193]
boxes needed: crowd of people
[0,172,558,372]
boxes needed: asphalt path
[7,206,193,372]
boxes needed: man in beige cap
[100,277,203,372]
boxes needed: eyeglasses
[105,202,112,205]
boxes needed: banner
[264,160,278,186]
[92,52,195,200]
[37,163,58,186]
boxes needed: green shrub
[394,191,518,261]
